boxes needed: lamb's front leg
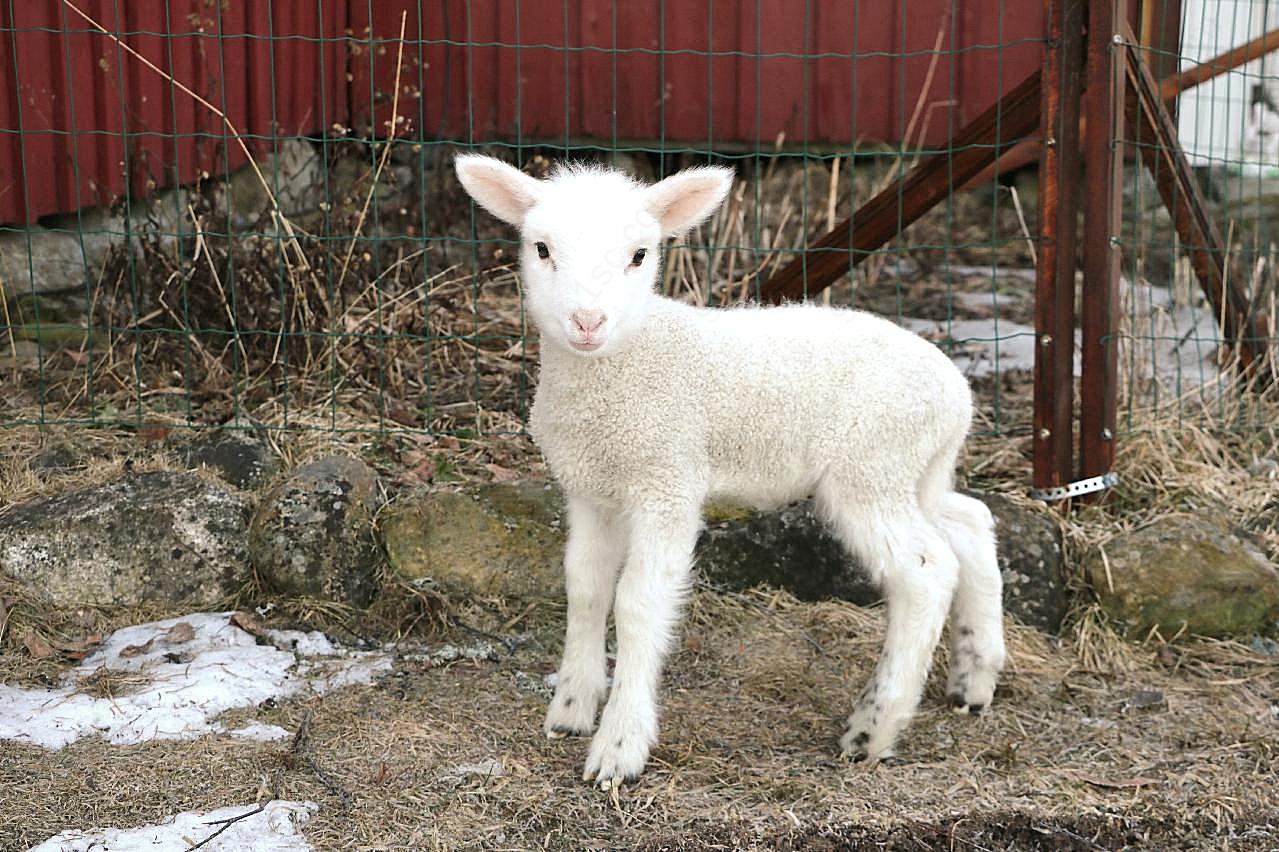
[583,504,700,787]
[545,496,625,737]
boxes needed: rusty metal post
[1034,0,1084,494]
[1079,0,1126,491]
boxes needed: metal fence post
[1079,0,1126,493]
[1034,0,1084,494]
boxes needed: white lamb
[454,154,1006,787]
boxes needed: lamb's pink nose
[570,309,606,335]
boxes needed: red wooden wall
[0,1,350,225]
[1,1,1042,225]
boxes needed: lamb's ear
[644,166,734,236]
[454,154,544,227]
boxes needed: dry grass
[2,585,1277,849]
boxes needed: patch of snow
[400,641,499,667]
[901,278,1226,387]
[28,800,316,852]
[265,628,338,657]
[0,612,390,750]
[229,722,293,742]
[899,317,1046,378]
[450,758,505,778]
[938,264,1037,284]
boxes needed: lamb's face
[455,154,734,358]
[518,182,662,357]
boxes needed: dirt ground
[2,579,1277,851]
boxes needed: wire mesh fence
[0,1,1274,451]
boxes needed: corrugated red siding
[2,1,1042,225]
[349,1,1041,150]
[0,1,350,225]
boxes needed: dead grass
[1,586,1276,849]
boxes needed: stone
[0,471,251,608]
[181,425,279,490]
[697,501,879,606]
[380,480,565,601]
[0,228,88,295]
[247,456,381,607]
[28,443,81,473]
[380,480,1068,634]
[699,490,1068,634]
[215,138,324,228]
[1084,514,1279,638]
[980,491,1069,634]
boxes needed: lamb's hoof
[945,656,1000,715]
[583,729,650,789]
[839,729,894,766]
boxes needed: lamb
[454,153,1006,787]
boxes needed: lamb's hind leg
[823,498,959,762]
[545,496,625,738]
[936,492,1005,714]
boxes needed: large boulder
[0,471,251,607]
[699,491,1068,633]
[380,480,1067,633]
[697,501,879,605]
[1084,514,1279,638]
[0,228,88,296]
[248,456,381,607]
[380,480,565,600]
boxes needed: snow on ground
[0,612,391,750]
[28,800,316,852]
[903,274,1225,386]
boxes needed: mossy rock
[248,456,381,607]
[379,480,1067,633]
[1084,514,1279,638]
[379,481,566,600]
[0,471,250,608]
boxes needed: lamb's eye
[534,241,550,260]
[630,248,647,267]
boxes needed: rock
[380,480,565,600]
[0,471,251,608]
[980,492,1068,634]
[39,205,131,273]
[380,480,1068,633]
[698,491,1068,634]
[182,425,279,489]
[1084,514,1279,638]
[1247,458,1278,478]
[215,138,324,228]
[248,456,381,607]
[28,443,81,473]
[0,228,88,295]
[697,501,880,606]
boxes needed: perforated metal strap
[1030,472,1119,503]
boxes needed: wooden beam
[964,22,1279,191]
[1121,21,1271,375]
[757,71,1043,305]
[1079,0,1127,493]
[1034,0,1085,492]
[1158,27,1279,103]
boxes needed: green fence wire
[0,1,1274,446]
